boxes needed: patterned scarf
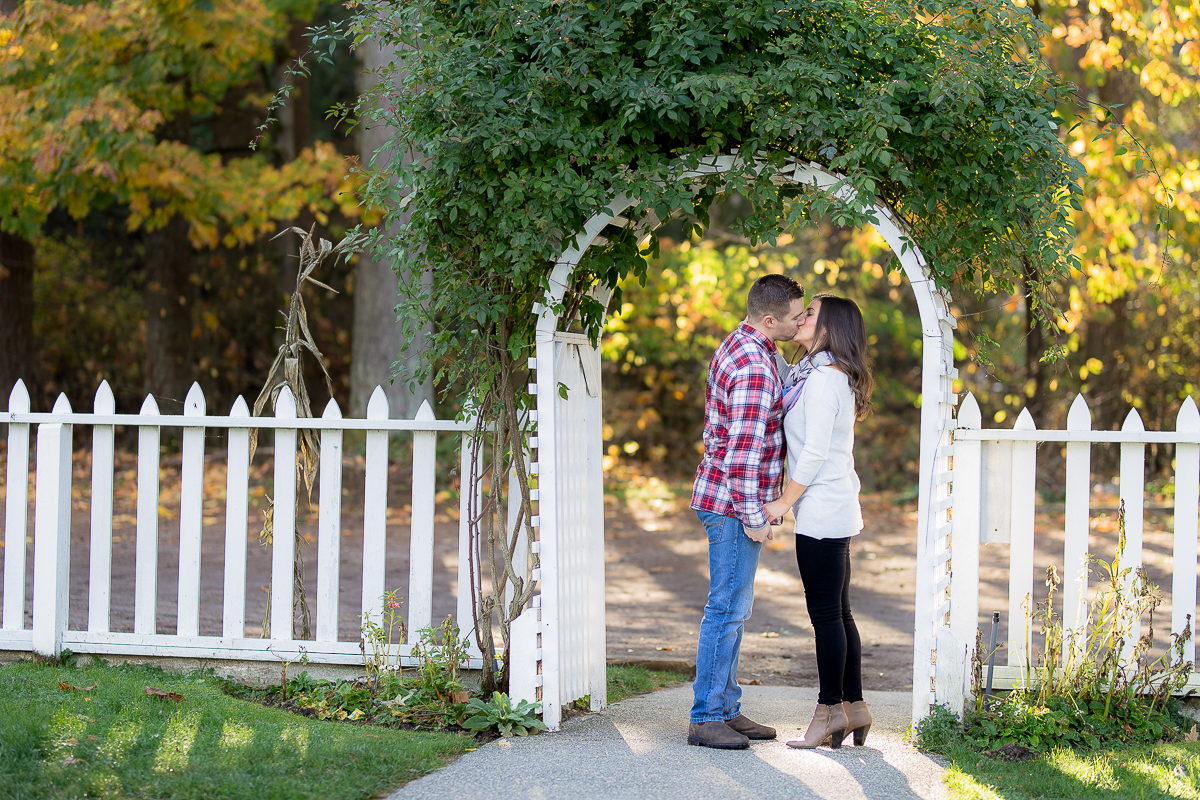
[782,350,835,413]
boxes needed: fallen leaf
[1186,725,1198,743]
[144,686,185,701]
[744,679,762,686]
[58,681,77,691]
[452,691,471,704]
[61,756,83,766]
[654,646,676,651]
[760,631,780,639]
[67,738,77,745]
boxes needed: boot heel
[852,723,871,746]
[829,729,845,749]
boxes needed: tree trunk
[1,0,34,403]
[0,230,34,401]
[144,215,193,406]
[1021,261,1046,424]
[274,19,313,332]
[350,39,432,419]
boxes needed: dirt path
[602,474,1187,692]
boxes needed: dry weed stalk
[254,224,352,639]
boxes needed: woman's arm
[763,480,807,521]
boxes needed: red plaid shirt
[690,322,785,530]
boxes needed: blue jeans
[690,510,763,723]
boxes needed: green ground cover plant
[462,692,547,737]
[0,659,470,800]
[231,615,478,730]
[606,665,690,704]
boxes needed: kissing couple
[688,273,875,751]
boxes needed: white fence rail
[941,391,1200,709]
[1,379,483,668]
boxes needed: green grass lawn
[938,740,1200,799]
[0,659,472,800]
[605,664,689,704]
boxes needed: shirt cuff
[740,504,767,530]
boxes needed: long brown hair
[804,294,874,420]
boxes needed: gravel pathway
[388,685,948,800]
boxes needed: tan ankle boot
[842,700,872,746]
[786,703,848,749]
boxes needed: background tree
[0,0,360,408]
[948,0,1200,486]
[349,39,433,419]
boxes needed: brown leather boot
[786,703,848,749]
[842,700,872,746]
[725,714,777,740]
[688,721,750,750]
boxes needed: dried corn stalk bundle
[253,224,354,638]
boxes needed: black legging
[795,534,863,706]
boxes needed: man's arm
[722,365,775,533]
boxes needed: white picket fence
[0,379,483,668]
[938,391,1200,709]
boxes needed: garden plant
[915,504,1199,796]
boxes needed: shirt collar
[737,321,778,353]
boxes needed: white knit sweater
[782,366,864,539]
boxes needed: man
[688,273,805,750]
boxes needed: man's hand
[762,498,790,522]
[744,524,773,543]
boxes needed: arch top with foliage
[345,0,1087,709]
[531,153,959,728]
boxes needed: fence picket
[949,393,981,684]
[1120,408,1146,655]
[270,387,298,641]
[88,382,116,633]
[134,395,161,635]
[222,397,251,638]
[176,383,206,637]
[1172,397,1199,665]
[3,380,31,630]
[361,386,389,627]
[457,430,482,657]
[1007,408,1037,668]
[409,401,437,637]
[32,394,73,656]
[1063,394,1092,650]
[316,399,343,643]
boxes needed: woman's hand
[762,498,791,522]
[764,480,808,524]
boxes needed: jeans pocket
[704,518,726,545]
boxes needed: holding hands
[762,497,792,523]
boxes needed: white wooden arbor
[514,155,961,730]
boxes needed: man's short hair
[746,274,805,322]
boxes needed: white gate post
[583,342,607,711]
[533,321,561,730]
[32,395,74,657]
[948,394,982,713]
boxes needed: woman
[763,294,875,750]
